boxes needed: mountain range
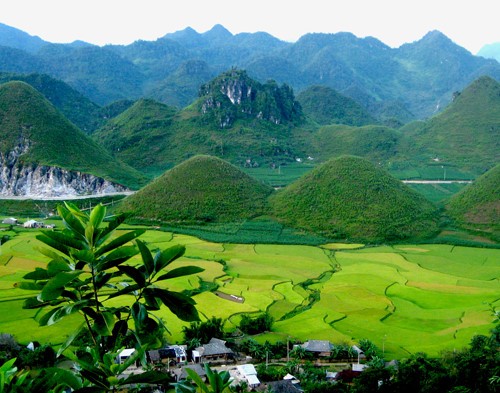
[0,22,499,122]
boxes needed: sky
[1,0,498,54]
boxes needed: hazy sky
[1,0,498,53]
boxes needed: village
[116,338,378,392]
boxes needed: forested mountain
[297,85,376,126]
[92,70,305,175]
[0,72,103,132]
[0,23,47,53]
[398,76,500,173]
[0,81,147,191]
[0,23,498,121]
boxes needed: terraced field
[0,226,498,359]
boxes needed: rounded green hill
[447,164,500,228]
[270,156,439,242]
[120,155,273,223]
[0,80,146,189]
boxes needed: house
[283,373,300,385]
[159,345,187,363]
[236,364,260,388]
[262,380,303,393]
[23,220,43,228]
[2,218,18,225]
[301,340,334,357]
[192,338,234,363]
[117,348,136,364]
[351,345,366,362]
[174,363,207,381]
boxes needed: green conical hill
[270,156,439,242]
[92,98,177,171]
[120,155,273,222]
[0,81,146,189]
[400,76,500,172]
[447,164,500,227]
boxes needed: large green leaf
[38,307,62,326]
[23,268,50,280]
[36,234,71,257]
[117,265,146,287]
[23,296,57,309]
[47,260,72,276]
[16,281,46,291]
[89,204,106,231]
[154,244,186,272]
[93,311,116,336]
[41,230,88,250]
[185,368,209,393]
[57,323,85,357]
[142,288,161,310]
[105,283,141,299]
[95,229,145,257]
[151,288,199,322]
[85,224,96,246]
[40,271,84,301]
[136,240,154,277]
[36,247,70,264]
[125,370,173,386]
[41,301,88,326]
[97,246,139,271]
[95,213,129,247]
[94,272,113,290]
[58,204,86,239]
[72,249,96,265]
[132,302,148,327]
[156,266,204,281]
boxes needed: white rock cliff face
[0,143,128,198]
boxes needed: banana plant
[18,202,204,391]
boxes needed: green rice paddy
[0,225,498,359]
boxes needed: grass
[0,227,498,359]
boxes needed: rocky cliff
[199,69,303,128]
[0,143,129,198]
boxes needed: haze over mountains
[0,22,499,121]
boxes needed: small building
[237,364,260,388]
[283,373,300,385]
[301,340,334,357]
[193,338,234,363]
[117,348,136,364]
[175,364,207,382]
[23,220,43,228]
[263,380,303,393]
[160,345,188,363]
[2,218,18,225]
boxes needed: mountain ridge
[0,22,497,121]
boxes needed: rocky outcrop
[199,69,303,128]
[0,145,129,198]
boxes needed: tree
[358,338,380,360]
[182,316,225,346]
[239,313,273,335]
[18,202,204,391]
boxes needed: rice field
[0,225,498,359]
